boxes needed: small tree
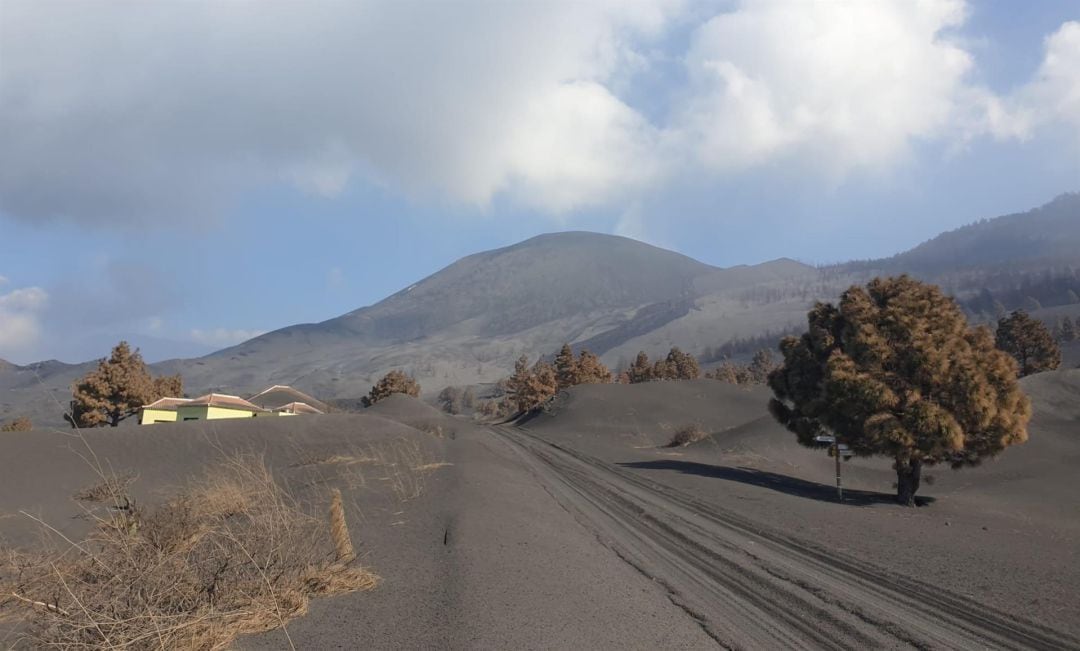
[769,276,1031,506]
[667,347,700,380]
[362,370,420,407]
[1,416,32,432]
[506,356,558,413]
[69,341,184,428]
[627,351,654,384]
[995,310,1061,377]
[553,344,578,390]
[707,360,750,385]
[650,347,700,381]
[437,386,465,414]
[576,350,612,384]
[747,349,778,384]
[1058,316,1076,343]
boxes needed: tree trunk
[895,458,922,506]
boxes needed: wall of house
[140,408,178,425]
[176,406,257,421]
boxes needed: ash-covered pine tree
[769,276,1030,506]
[506,356,558,413]
[747,349,778,384]
[362,370,420,407]
[554,344,578,390]
[667,347,700,380]
[575,350,612,384]
[627,351,654,384]
[1057,316,1076,343]
[995,310,1061,377]
[69,341,184,427]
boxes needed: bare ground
[3,373,1079,649]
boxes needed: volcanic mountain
[4,194,1079,429]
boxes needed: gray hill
[5,195,1079,429]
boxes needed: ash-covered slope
[848,192,1080,275]
[164,233,815,403]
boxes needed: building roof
[247,385,329,412]
[272,401,324,415]
[141,397,193,411]
[183,393,266,412]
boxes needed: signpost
[814,434,847,502]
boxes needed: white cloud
[0,0,679,224]
[674,0,977,175]
[0,0,1075,226]
[1016,21,1080,138]
[189,328,267,348]
[0,286,48,360]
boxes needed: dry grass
[0,455,377,650]
[72,473,137,504]
[666,424,709,447]
[295,438,445,502]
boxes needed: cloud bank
[0,0,1075,227]
[0,285,48,361]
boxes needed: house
[139,397,193,424]
[246,385,327,415]
[175,393,267,422]
[139,385,326,424]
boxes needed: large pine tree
[769,276,1030,506]
[70,341,183,427]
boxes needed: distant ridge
[850,193,1080,274]
[5,194,1080,429]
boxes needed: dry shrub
[72,472,137,504]
[667,424,708,447]
[0,455,377,650]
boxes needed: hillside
[862,193,1080,274]
[6,194,1080,429]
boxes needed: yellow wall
[140,408,178,425]
[176,406,258,422]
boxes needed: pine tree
[576,350,612,384]
[995,310,1061,376]
[769,276,1031,506]
[1059,316,1076,343]
[707,360,751,384]
[69,341,184,427]
[531,360,559,405]
[627,351,654,384]
[506,356,558,413]
[362,370,420,407]
[554,344,578,390]
[667,347,700,380]
[748,349,778,384]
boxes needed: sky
[1,0,1078,364]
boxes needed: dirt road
[495,425,1080,650]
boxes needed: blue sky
[1,0,1078,364]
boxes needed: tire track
[494,425,1080,651]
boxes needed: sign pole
[834,439,843,502]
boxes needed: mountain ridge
[4,194,1079,428]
